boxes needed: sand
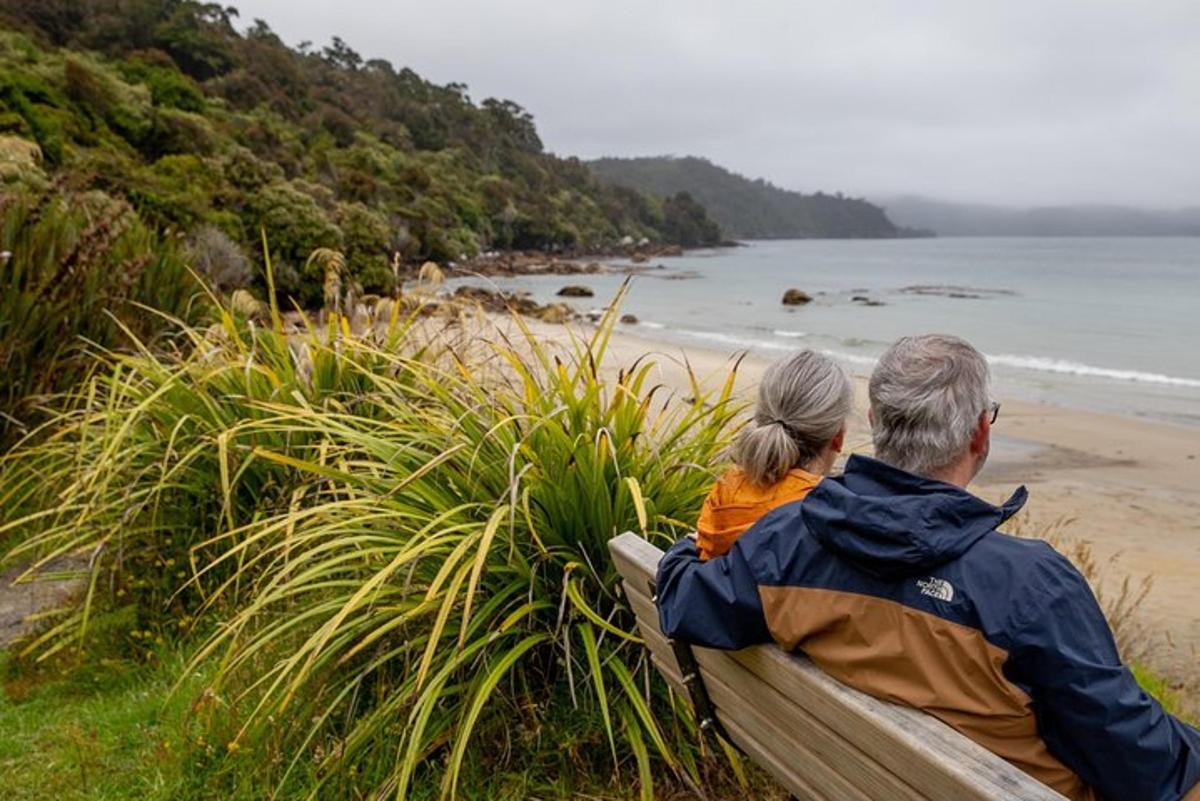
[514,317,1200,673]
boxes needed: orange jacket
[696,467,822,560]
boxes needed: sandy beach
[518,317,1200,675]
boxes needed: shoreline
[515,317,1200,672]
[439,246,1200,431]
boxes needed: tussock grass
[0,187,199,444]
[1,278,745,798]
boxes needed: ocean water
[446,238,1200,426]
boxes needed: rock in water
[782,289,812,306]
[852,295,885,307]
[557,285,595,297]
[620,314,639,324]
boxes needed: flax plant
[186,297,743,798]
[1,274,746,798]
[0,279,427,657]
[0,187,197,444]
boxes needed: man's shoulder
[954,529,1090,640]
[968,527,1062,565]
[967,529,1079,583]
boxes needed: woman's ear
[831,425,846,453]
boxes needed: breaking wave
[661,327,1200,388]
[987,355,1200,388]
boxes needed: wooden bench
[608,532,1067,801]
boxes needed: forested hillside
[590,155,923,239]
[0,0,719,305]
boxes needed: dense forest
[0,0,721,305]
[590,155,926,240]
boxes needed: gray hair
[733,350,853,486]
[869,334,991,476]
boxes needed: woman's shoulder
[780,467,823,491]
[710,466,821,505]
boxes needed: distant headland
[589,156,932,240]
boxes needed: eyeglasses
[986,400,1001,425]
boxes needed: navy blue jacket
[657,455,1200,801]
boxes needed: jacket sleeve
[654,534,771,650]
[1007,547,1200,801]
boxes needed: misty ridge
[875,196,1200,237]
[588,156,1200,240]
[588,156,928,240]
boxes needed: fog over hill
[875,196,1200,237]
[590,156,924,240]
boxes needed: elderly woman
[696,349,852,560]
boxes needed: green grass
[0,646,207,801]
[0,278,747,798]
[0,647,776,801]
[1132,662,1196,725]
[0,646,1185,801]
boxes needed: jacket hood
[800,454,1027,580]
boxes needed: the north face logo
[917,576,954,602]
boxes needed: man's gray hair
[733,349,852,486]
[869,334,991,476]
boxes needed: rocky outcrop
[557,285,595,298]
[453,252,606,277]
[782,289,812,306]
[452,286,578,324]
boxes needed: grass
[0,186,200,446]
[0,275,746,799]
[0,643,208,801]
[0,638,781,800]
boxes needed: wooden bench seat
[608,532,1067,801]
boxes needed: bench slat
[609,532,1067,801]
[625,588,926,801]
[635,628,830,801]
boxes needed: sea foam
[666,327,1200,388]
[987,355,1200,388]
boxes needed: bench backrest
[608,532,1067,801]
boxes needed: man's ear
[867,407,875,427]
[830,426,846,453]
[969,411,990,455]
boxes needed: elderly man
[656,334,1200,801]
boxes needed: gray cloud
[231,0,1200,207]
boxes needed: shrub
[119,56,207,112]
[1,287,745,797]
[0,187,197,444]
[245,182,342,306]
[336,201,394,293]
[188,224,251,291]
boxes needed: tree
[661,191,721,247]
[322,36,362,71]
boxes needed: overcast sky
[231,0,1199,208]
